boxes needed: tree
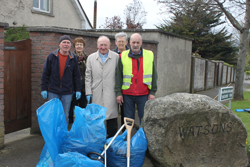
[99,16,124,29]
[124,0,148,29]
[4,25,29,42]
[156,1,238,65]
[156,0,250,100]
[100,0,148,29]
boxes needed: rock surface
[143,93,248,167]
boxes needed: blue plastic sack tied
[36,98,106,167]
[106,127,148,167]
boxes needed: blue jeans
[123,94,148,124]
[48,92,73,125]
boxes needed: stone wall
[191,56,235,93]
[205,60,215,90]
[193,57,206,92]
[222,65,227,85]
[227,66,231,83]
[0,23,8,149]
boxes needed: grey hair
[115,32,127,40]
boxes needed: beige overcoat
[85,50,119,120]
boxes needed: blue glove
[86,95,92,103]
[41,91,47,99]
[76,92,81,100]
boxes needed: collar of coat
[94,49,115,60]
[52,48,75,59]
[113,45,130,54]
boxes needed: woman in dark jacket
[69,37,88,123]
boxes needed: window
[33,0,50,12]
[32,0,53,17]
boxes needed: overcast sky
[79,0,164,29]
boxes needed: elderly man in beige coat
[85,36,120,138]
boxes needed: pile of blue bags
[36,98,147,167]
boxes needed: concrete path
[0,80,249,167]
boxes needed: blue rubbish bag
[54,152,104,167]
[60,104,107,156]
[36,145,54,167]
[36,99,106,167]
[106,127,148,167]
[36,98,68,162]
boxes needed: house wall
[93,30,193,97]
[0,0,91,29]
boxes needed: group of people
[41,32,158,138]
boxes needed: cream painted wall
[0,0,92,29]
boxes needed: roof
[70,0,93,29]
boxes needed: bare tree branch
[214,0,244,32]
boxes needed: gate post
[0,22,8,149]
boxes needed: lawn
[225,91,250,138]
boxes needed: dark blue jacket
[41,49,81,95]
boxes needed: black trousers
[69,92,87,123]
[107,118,118,138]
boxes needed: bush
[4,25,29,42]
[245,66,250,72]
[246,71,250,75]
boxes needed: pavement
[0,80,250,167]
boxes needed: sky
[79,0,164,29]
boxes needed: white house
[0,0,92,29]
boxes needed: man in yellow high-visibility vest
[115,33,158,124]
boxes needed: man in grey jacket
[85,36,120,138]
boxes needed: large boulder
[143,93,248,167]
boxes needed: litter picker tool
[87,117,133,166]
[124,117,134,167]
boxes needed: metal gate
[4,39,31,134]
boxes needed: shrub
[246,71,250,75]
[4,25,29,42]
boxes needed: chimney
[93,0,97,29]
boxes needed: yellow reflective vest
[121,49,154,90]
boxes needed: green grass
[224,91,250,155]
[247,85,250,89]
[225,91,250,138]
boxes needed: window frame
[32,0,54,17]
